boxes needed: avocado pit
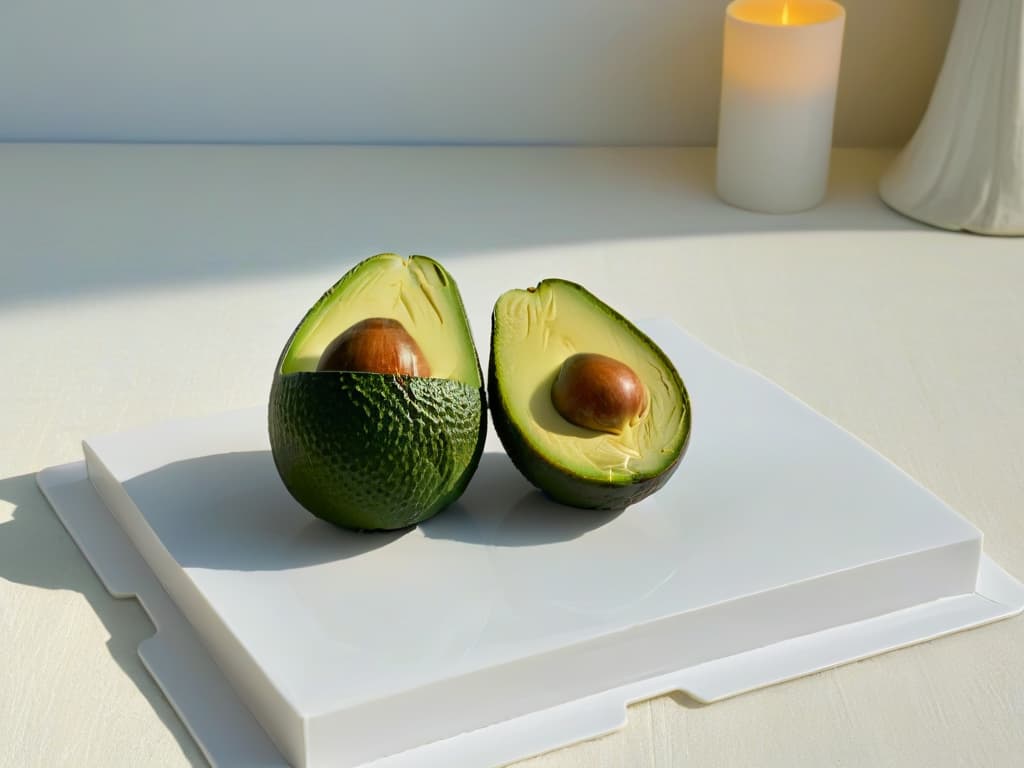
[316,317,431,377]
[550,352,648,435]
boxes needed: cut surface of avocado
[269,254,486,530]
[490,280,689,508]
[281,253,481,387]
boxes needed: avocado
[269,254,487,531]
[489,280,690,510]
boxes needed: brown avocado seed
[316,317,431,377]
[550,353,647,435]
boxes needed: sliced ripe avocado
[489,280,690,510]
[269,253,486,531]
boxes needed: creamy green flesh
[281,254,480,386]
[493,282,687,482]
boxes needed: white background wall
[0,1,956,146]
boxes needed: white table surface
[1,144,1022,768]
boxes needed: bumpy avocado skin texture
[270,372,485,530]
[488,280,691,511]
[268,254,486,531]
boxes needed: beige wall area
[0,1,957,146]
[663,0,958,146]
[834,0,957,145]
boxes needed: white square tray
[37,319,1024,768]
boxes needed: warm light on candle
[716,0,846,213]
[731,0,840,26]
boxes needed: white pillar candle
[716,0,845,213]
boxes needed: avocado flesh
[490,280,689,508]
[281,252,480,387]
[270,254,486,530]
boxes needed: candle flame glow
[782,1,791,25]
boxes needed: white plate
[38,319,1024,768]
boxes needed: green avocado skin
[270,371,486,531]
[488,354,689,511]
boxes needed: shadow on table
[0,473,205,767]
[668,691,709,709]
[0,146,927,310]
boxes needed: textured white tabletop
[1,145,1022,767]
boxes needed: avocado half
[489,280,690,510]
[269,254,487,531]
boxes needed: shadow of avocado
[76,448,616,572]
[0,472,205,767]
[421,452,622,548]
[119,450,410,572]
